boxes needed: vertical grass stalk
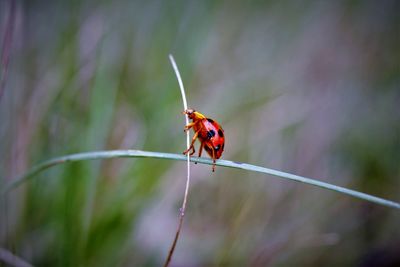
[163,55,191,267]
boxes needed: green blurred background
[1,0,400,266]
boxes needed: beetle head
[183,108,196,119]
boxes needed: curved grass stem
[1,149,400,211]
[164,54,191,267]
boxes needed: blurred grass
[1,0,400,266]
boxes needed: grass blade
[1,149,399,210]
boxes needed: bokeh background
[1,0,400,266]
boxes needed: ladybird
[182,108,225,172]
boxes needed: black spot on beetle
[207,118,214,123]
[218,129,224,137]
[207,130,215,139]
[214,144,221,151]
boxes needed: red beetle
[182,109,225,172]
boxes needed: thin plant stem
[163,54,191,267]
[1,150,399,210]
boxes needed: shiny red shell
[194,117,225,159]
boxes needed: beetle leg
[183,146,194,156]
[212,148,216,172]
[195,142,204,165]
[189,147,196,156]
[183,122,196,132]
[183,130,199,156]
[198,142,204,158]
